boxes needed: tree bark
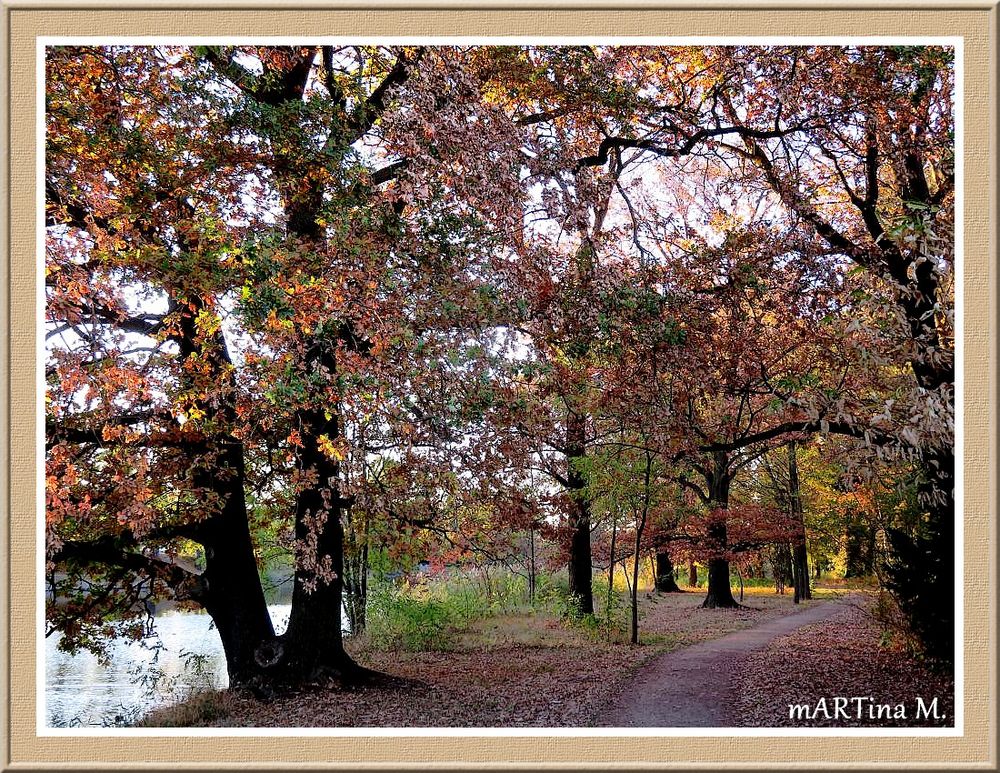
[343,506,370,634]
[174,297,277,687]
[259,396,369,687]
[773,542,793,595]
[565,409,594,615]
[630,450,653,644]
[688,560,698,588]
[701,522,739,609]
[787,442,811,603]
[195,452,276,686]
[655,551,683,593]
[701,453,739,609]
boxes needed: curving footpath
[602,595,857,727]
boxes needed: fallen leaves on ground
[732,598,954,727]
[150,589,816,728]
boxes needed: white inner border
[35,35,965,739]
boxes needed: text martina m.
[788,696,945,722]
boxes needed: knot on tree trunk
[254,638,285,669]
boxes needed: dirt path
[601,595,857,727]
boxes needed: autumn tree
[554,45,954,656]
[45,45,525,687]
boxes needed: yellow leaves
[317,433,345,461]
[186,406,206,421]
[194,308,221,337]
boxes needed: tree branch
[574,123,814,172]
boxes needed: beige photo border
[3,3,997,770]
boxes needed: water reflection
[46,604,292,727]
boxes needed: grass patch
[137,690,233,727]
[455,612,586,650]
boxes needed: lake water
[45,604,293,728]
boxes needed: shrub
[532,573,630,642]
[364,579,482,651]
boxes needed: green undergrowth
[355,570,638,652]
[360,572,539,652]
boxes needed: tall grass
[363,572,534,651]
[360,568,644,651]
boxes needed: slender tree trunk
[773,542,793,595]
[359,533,369,632]
[342,506,370,635]
[630,450,653,644]
[528,527,536,605]
[606,515,617,638]
[688,560,698,588]
[630,544,641,645]
[788,442,811,603]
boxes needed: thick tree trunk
[565,410,594,615]
[175,297,276,687]
[702,542,739,609]
[197,449,276,687]
[702,454,739,609]
[264,103,377,685]
[274,371,365,684]
[886,446,955,666]
[655,551,683,593]
[251,191,369,687]
[792,544,810,604]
